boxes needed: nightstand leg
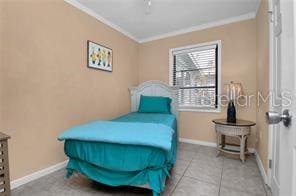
[245,137,248,154]
[221,135,225,148]
[240,135,246,162]
[216,132,220,156]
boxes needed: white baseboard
[179,137,255,153]
[11,160,68,189]
[255,150,268,185]
[179,138,216,147]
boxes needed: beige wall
[256,0,270,172]
[1,0,138,180]
[138,20,258,147]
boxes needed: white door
[267,0,296,196]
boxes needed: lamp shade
[222,81,244,101]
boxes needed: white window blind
[171,43,219,110]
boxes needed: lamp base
[227,101,236,123]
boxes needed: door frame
[267,0,275,187]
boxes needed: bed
[58,80,179,196]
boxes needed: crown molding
[138,12,256,43]
[64,0,139,42]
[254,0,262,17]
[65,0,257,44]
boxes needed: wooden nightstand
[212,119,256,162]
[0,132,11,195]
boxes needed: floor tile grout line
[169,154,195,195]
[218,156,225,196]
[170,146,223,194]
[218,185,268,196]
[181,175,220,188]
[169,147,200,195]
[182,149,225,188]
[217,164,268,195]
[251,156,269,196]
[179,165,223,187]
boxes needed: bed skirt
[66,158,172,196]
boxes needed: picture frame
[87,40,113,72]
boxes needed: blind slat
[172,44,218,108]
[172,45,217,55]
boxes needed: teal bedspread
[59,112,177,196]
[58,120,173,151]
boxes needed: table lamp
[223,81,244,123]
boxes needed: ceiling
[67,0,260,43]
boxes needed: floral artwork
[87,40,113,72]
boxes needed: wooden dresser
[0,133,10,196]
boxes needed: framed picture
[87,40,113,72]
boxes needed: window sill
[178,108,222,113]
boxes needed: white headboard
[129,80,179,117]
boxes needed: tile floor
[12,143,272,196]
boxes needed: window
[169,41,221,112]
